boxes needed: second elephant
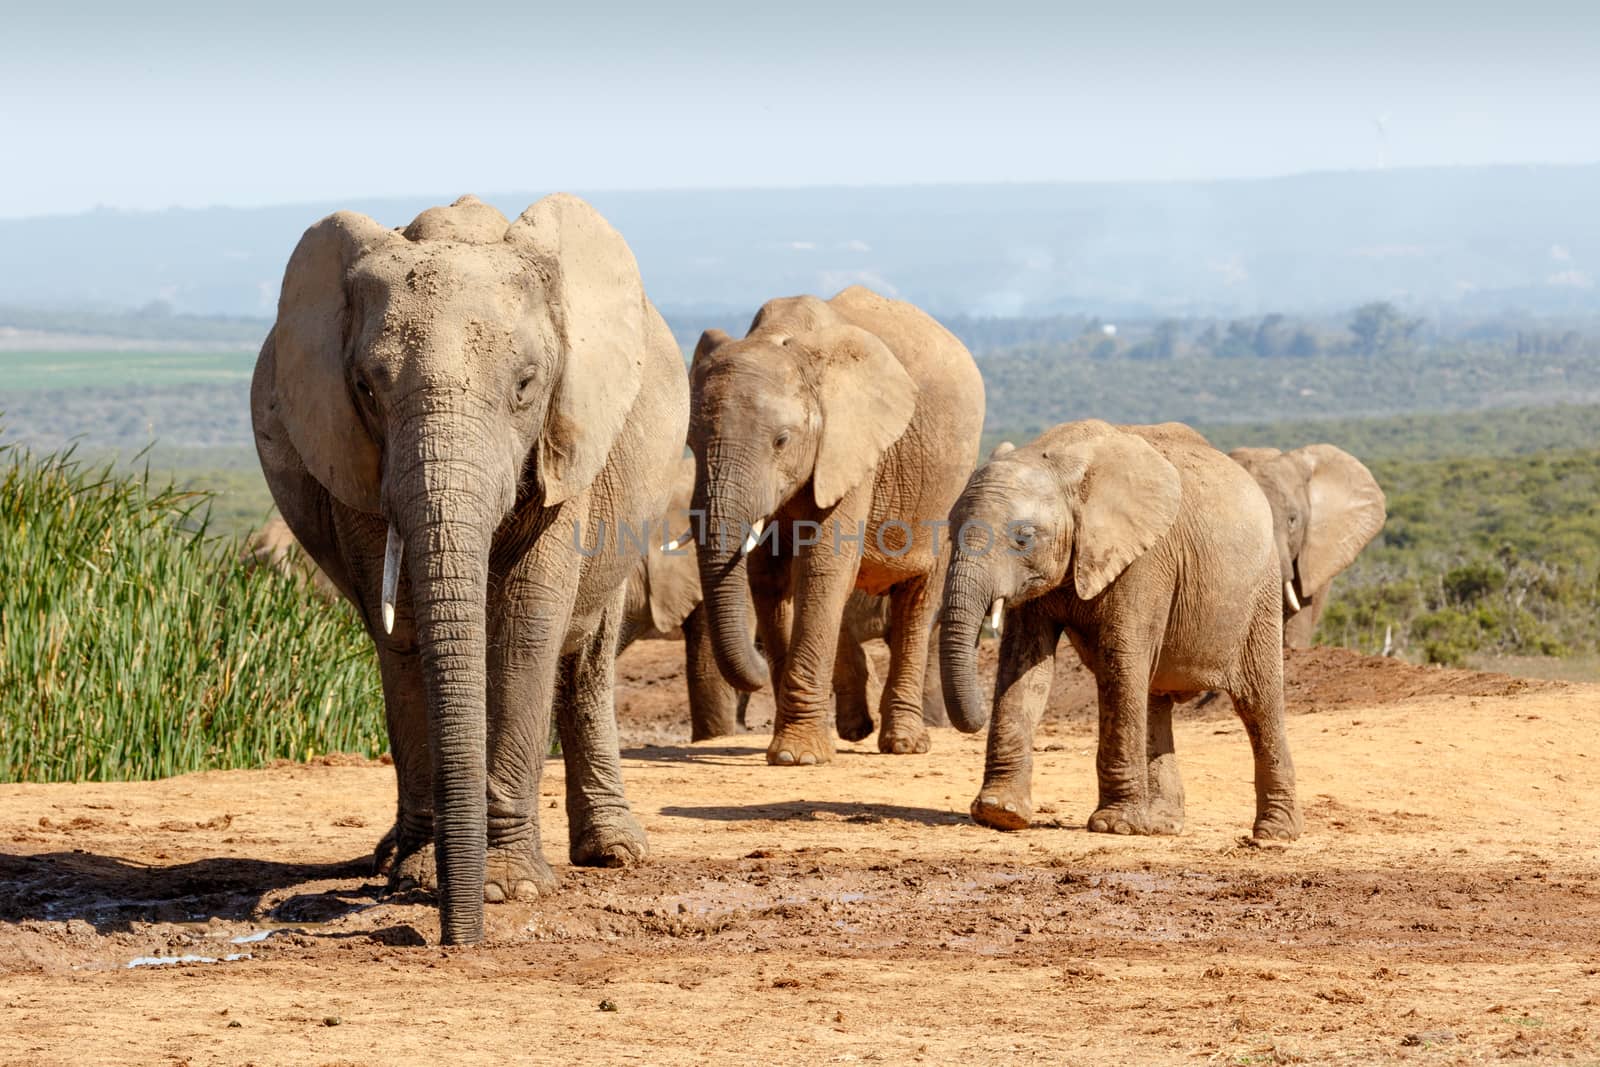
[621,457,941,740]
[689,286,985,765]
[1229,445,1386,648]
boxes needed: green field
[0,348,255,391]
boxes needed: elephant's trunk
[390,427,503,946]
[692,484,769,693]
[939,560,994,733]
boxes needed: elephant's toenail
[776,751,795,765]
[799,753,817,765]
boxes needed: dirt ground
[3,642,1598,1066]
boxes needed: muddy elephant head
[940,423,1182,733]
[260,193,649,943]
[687,297,918,692]
[1229,445,1386,621]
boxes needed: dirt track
[3,644,1598,1065]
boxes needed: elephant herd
[250,194,1385,944]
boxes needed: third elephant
[1229,445,1387,648]
[689,286,985,766]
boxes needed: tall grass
[0,442,383,783]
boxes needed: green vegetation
[0,348,254,391]
[0,443,382,783]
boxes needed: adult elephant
[940,420,1299,841]
[689,286,984,765]
[1229,445,1386,648]
[251,193,688,944]
[620,456,941,741]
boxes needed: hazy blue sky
[3,0,1597,218]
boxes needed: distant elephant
[251,193,688,944]
[241,515,339,601]
[619,456,940,741]
[1229,445,1386,648]
[940,420,1299,841]
[689,286,985,765]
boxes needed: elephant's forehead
[354,243,531,312]
[970,459,1056,508]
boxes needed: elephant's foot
[835,703,875,744]
[971,780,1032,831]
[1088,798,1182,836]
[1147,755,1187,834]
[374,816,436,894]
[877,717,930,755]
[484,846,558,902]
[767,723,835,766]
[570,807,649,868]
[1251,799,1303,842]
[385,839,437,895]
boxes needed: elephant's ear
[1295,444,1386,592]
[271,210,396,513]
[507,193,647,505]
[811,325,918,510]
[645,457,703,632]
[693,328,731,366]
[1053,431,1182,601]
[645,544,703,633]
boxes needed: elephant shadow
[658,799,967,828]
[622,742,769,764]
[0,849,383,935]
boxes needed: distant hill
[3,165,1598,320]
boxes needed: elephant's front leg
[480,555,572,902]
[972,606,1058,830]
[1088,644,1173,836]
[325,506,436,891]
[556,586,647,868]
[683,605,743,741]
[878,574,937,755]
[767,510,865,766]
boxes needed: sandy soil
[3,642,1598,1065]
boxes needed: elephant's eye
[774,429,791,451]
[354,377,375,404]
[514,366,540,409]
[1011,524,1037,550]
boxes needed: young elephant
[689,286,985,765]
[251,193,688,944]
[620,457,936,742]
[1229,445,1386,648]
[940,420,1300,841]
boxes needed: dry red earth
[3,642,1598,1065]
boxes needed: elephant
[619,455,942,741]
[939,420,1300,842]
[688,286,985,765]
[241,515,339,601]
[250,193,689,944]
[1229,445,1387,648]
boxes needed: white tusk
[664,539,680,552]
[1283,579,1302,614]
[662,526,694,553]
[989,597,1004,633]
[382,524,404,635]
[742,518,765,556]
